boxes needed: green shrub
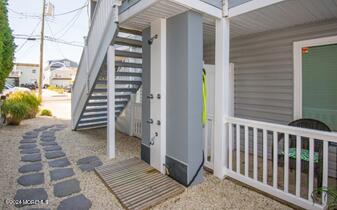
[2,100,28,125]
[40,109,52,116]
[8,91,41,119]
[0,0,15,92]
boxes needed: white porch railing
[72,0,118,128]
[224,117,337,210]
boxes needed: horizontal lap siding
[231,19,337,125]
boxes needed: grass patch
[48,85,65,94]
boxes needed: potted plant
[312,187,337,209]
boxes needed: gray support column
[141,27,151,164]
[166,11,203,186]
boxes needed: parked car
[64,85,72,93]
[21,82,37,90]
[2,83,31,96]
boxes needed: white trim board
[169,0,222,19]
[293,35,337,120]
[228,0,285,18]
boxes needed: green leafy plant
[40,109,52,117]
[8,91,41,119]
[2,100,28,125]
[0,0,15,91]
[312,187,337,209]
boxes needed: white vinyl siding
[230,19,337,124]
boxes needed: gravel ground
[0,117,292,210]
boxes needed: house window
[32,69,36,74]
[294,36,337,131]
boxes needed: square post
[213,17,230,179]
[107,46,115,159]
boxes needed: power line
[51,9,81,37]
[46,20,66,58]
[53,2,88,16]
[8,7,40,18]
[15,20,41,53]
[55,9,83,39]
[13,34,84,47]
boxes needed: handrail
[226,116,337,143]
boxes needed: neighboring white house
[50,67,77,88]
[8,63,39,86]
[43,59,78,87]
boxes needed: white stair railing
[224,117,337,210]
[72,0,120,129]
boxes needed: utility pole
[38,0,46,98]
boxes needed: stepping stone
[57,194,92,210]
[48,158,71,168]
[20,139,37,144]
[77,156,103,172]
[22,135,37,139]
[36,126,49,131]
[50,168,74,181]
[22,154,41,162]
[19,162,43,173]
[45,151,65,159]
[19,144,37,149]
[41,134,55,137]
[20,148,40,154]
[14,188,48,207]
[76,156,99,165]
[40,141,58,146]
[79,160,103,172]
[40,137,56,142]
[43,145,62,152]
[23,133,38,138]
[53,179,80,198]
[40,135,55,139]
[17,172,44,186]
[25,131,38,136]
[41,131,55,135]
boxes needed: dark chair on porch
[277,118,331,189]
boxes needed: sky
[8,0,89,66]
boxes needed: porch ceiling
[119,0,337,46]
[119,0,217,45]
[230,0,337,38]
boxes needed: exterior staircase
[72,27,143,130]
